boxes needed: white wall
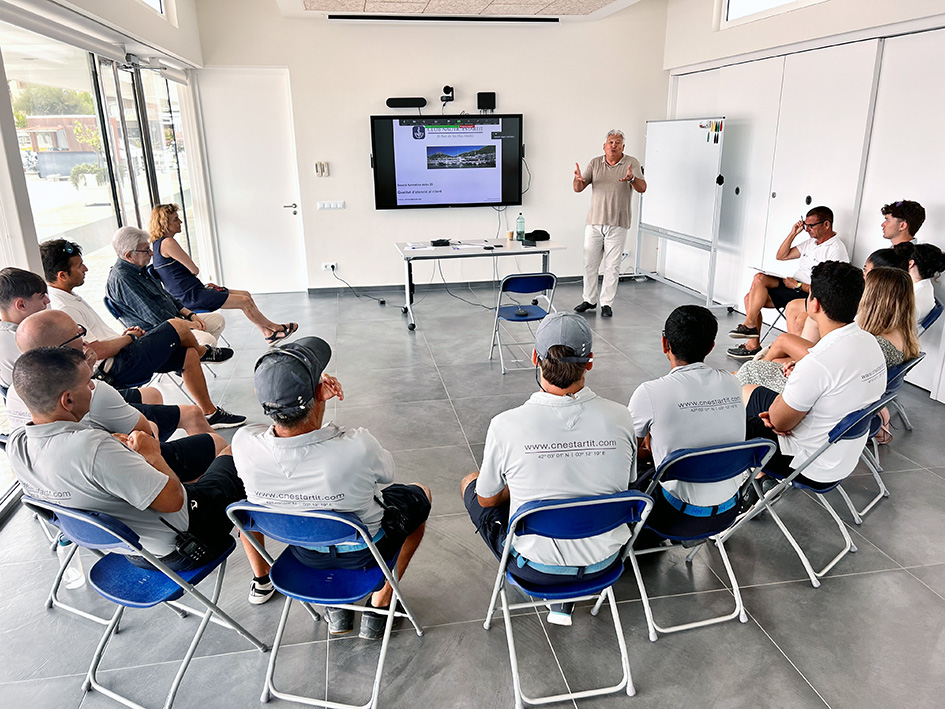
[60,0,203,65]
[194,0,670,290]
[664,0,945,70]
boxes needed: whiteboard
[639,118,725,243]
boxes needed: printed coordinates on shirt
[523,439,618,460]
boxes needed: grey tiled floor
[2,279,945,708]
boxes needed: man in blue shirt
[107,226,226,349]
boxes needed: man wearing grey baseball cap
[232,336,431,640]
[460,312,637,627]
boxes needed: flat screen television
[370,114,523,210]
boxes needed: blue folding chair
[890,304,940,432]
[488,273,556,374]
[838,354,926,523]
[482,491,653,707]
[226,502,423,709]
[22,496,268,709]
[721,393,896,588]
[630,439,776,641]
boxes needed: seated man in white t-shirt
[728,206,849,360]
[232,337,431,640]
[744,261,886,488]
[7,348,255,573]
[628,305,744,537]
[462,312,636,626]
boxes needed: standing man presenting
[573,130,647,318]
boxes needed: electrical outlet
[322,262,337,272]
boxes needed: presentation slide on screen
[393,119,504,206]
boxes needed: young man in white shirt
[743,261,886,487]
[728,206,849,360]
[40,239,244,428]
[232,337,431,638]
[628,305,745,537]
[462,312,636,626]
[0,268,49,393]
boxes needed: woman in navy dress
[150,204,297,345]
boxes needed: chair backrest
[102,295,126,324]
[227,502,369,547]
[829,391,898,443]
[919,297,943,335]
[508,491,652,541]
[500,273,556,295]
[653,438,777,487]
[885,352,926,395]
[22,496,142,553]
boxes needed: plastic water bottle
[515,213,525,241]
[57,535,86,590]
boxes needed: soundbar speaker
[386,97,427,109]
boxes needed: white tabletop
[395,238,566,260]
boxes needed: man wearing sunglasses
[728,206,848,360]
[40,239,244,428]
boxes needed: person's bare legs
[741,383,758,406]
[179,348,217,415]
[139,386,163,405]
[240,531,271,578]
[221,290,283,338]
[370,483,432,608]
[167,318,207,357]
[178,404,215,435]
[800,315,821,345]
[785,299,808,336]
[742,273,780,350]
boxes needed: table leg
[402,258,416,331]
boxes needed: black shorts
[290,483,431,570]
[118,388,142,404]
[463,479,621,587]
[103,321,187,389]
[643,487,739,540]
[131,403,181,442]
[128,454,244,572]
[768,281,808,310]
[160,434,217,483]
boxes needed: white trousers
[582,224,628,307]
[189,311,226,348]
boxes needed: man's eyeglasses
[133,248,152,253]
[58,324,87,348]
[803,220,826,231]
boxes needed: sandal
[265,322,299,345]
[875,407,893,445]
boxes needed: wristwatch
[794,282,803,292]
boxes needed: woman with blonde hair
[737,267,918,402]
[149,204,297,345]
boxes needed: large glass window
[723,0,827,26]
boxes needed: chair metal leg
[761,309,785,343]
[46,542,111,626]
[626,549,658,642]
[890,399,912,431]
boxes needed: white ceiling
[276,0,644,20]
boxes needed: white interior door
[196,67,306,293]
[761,40,880,274]
[855,30,945,398]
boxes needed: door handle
[283,203,297,209]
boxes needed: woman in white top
[908,243,945,326]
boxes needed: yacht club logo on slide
[412,125,425,139]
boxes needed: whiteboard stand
[629,117,734,311]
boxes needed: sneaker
[727,343,762,360]
[573,301,597,313]
[359,604,403,640]
[601,305,613,317]
[728,324,759,339]
[200,346,234,363]
[325,606,355,635]
[546,602,574,627]
[206,406,246,429]
[248,578,275,605]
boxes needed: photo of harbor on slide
[426,145,496,169]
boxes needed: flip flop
[265,322,299,345]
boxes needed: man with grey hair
[107,226,226,349]
[461,312,636,626]
[573,130,647,317]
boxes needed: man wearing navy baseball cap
[232,336,431,640]
[460,313,637,626]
